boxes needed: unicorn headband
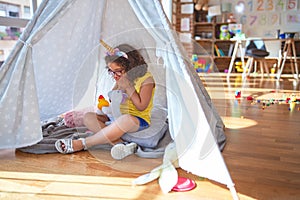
[100,39,128,59]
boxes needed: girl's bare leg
[83,112,108,133]
[72,114,139,151]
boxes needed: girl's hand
[117,74,132,90]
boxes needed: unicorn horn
[100,39,114,54]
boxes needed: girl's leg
[72,114,140,151]
[83,112,108,133]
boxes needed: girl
[55,43,155,159]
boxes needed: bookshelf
[193,18,236,72]
[171,1,236,72]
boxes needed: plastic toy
[247,96,253,101]
[235,90,241,98]
[172,177,196,192]
[191,55,211,73]
[235,61,243,73]
[219,25,231,40]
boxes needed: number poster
[231,0,299,37]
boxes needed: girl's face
[107,62,125,81]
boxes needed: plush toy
[227,13,237,23]
[219,25,231,40]
[96,95,110,115]
[100,90,128,125]
[64,110,85,128]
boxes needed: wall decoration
[229,0,300,38]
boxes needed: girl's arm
[125,77,155,111]
[118,76,155,111]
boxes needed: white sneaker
[111,142,137,160]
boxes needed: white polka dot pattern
[0,0,162,149]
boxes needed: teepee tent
[0,0,238,199]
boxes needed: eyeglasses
[107,68,124,77]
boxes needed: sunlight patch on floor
[222,116,257,129]
[0,171,143,199]
[255,92,300,100]
[205,85,300,100]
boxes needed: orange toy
[97,95,109,110]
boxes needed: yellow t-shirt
[119,72,155,124]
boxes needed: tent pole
[31,0,38,13]
[229,186,239,200]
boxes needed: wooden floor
[1,73,300,200]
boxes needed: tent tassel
[18,39,32,48]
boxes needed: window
[9,11,19,17]
[24,6,30,14]
[0,0,42,62]
[23,6,31,19]
[0,10,5,17]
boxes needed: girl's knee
[83,112,96,124]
